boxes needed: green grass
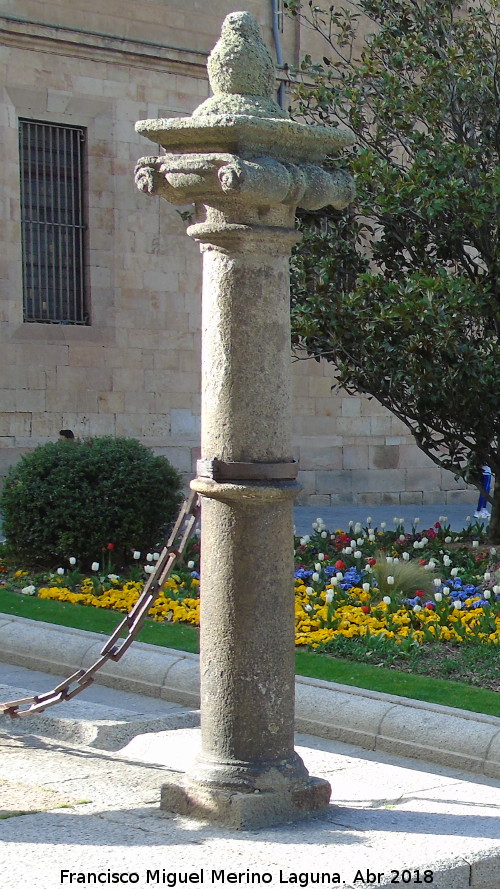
[1,590,499,718]
[0,589,199,653]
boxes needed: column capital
[134,152,355,214]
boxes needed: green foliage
[371,553,438,600]
[0,437,183,567]
[287,0,500,534]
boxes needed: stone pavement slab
[0,725,499,889]
[2,620,500,779]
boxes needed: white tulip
[57,567,65,576]
[91,562,99,572]
[383,596,391,605]
[69,557,76,566]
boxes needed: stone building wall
[0,0,476,506]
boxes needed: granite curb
[1,613,499,779]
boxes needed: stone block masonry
[0,0,478,506]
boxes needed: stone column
[135,11,355,829]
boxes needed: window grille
[19,119,88,324]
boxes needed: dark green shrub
[0,437,183,568]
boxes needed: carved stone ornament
[135,10,355,215]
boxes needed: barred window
[19,119,89,324]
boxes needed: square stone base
[160,775,332,830]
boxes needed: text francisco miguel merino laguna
[60,869,434,885]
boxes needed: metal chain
[1,492,201,719]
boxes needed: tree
[286,0,500,539]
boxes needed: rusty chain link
[1,492,201,719]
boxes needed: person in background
[474,465,492,520]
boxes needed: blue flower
[295,568,313,581]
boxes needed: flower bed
[1,516,500,651]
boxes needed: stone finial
[192,11,288,120]
[207,11,275,98]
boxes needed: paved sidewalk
[293,503,486,536]
[1,622,499,778]
[0,662,499,889]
